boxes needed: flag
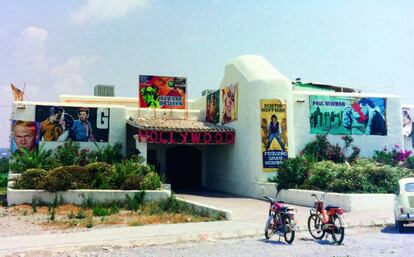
[11,84,24,101]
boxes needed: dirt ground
[0,204,220,237]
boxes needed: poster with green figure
[309,95,387,136]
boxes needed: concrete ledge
[7,188,171,206]
[255,182,395,212]
[176,197,233,220]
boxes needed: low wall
[7,188,171,206]
[176,197,232,220]
[254,182,395,212]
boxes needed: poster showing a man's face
[11,120,40,153]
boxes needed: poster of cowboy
[139,75,187,109]
[260,99,288,171]
[309,95,387,135]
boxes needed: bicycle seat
[325,205,340,210]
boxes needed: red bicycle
[307,193,345,244]
[263,195,297,244]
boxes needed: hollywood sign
[137,130,235,145]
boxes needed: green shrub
[85,162,112,189]
[41,165,89,192]
[0,158,9,174]
[0,173,7,188]
[405,156,414,170]
[9,146,55,173]
[140,172,162,190]
[14,168,47,189]
[92,204,119,216]
[329,164,366,193]
[301,135,331,162]
[304,161,347,191]
[121,175,144,190]
[92,143,123,164]
[54,141,81,166]
[273,157,311,191]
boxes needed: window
[404,183,414,192]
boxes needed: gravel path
[5,226,413,257]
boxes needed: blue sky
[1,0,413,147]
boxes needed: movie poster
[206,90,220,124]
[402,107,413,150]
[139,75,187,109]
[10,120,40,154]
[221,83,238,124]
[309,96,387,136]
[260,99,288,171]
[35,106,110,142]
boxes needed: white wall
[205,55,294,197]
[293,91,403,157]
[11,101,127,155]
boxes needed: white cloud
[50,56,93,95]
[72,0,146,24]
[16,26,49,72]
[13,26,94,101]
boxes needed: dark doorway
[166,146,201,190]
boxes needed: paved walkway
[0,190,395,256]
[175,190,395,229]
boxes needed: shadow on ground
[381,225,414,234]
[258,238,293,245]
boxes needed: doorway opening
[166,146,201,190]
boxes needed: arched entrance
[166,146,201,190]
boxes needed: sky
[1,0,414,147]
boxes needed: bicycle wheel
[282,214,295,244]
[264,215,275,239]
[331,214,345,245]
[307,213,325,240]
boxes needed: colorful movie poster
[402,108,413,150]
[206,90,220,124]
[260,99,288,171]
[221,83,238,124]
[10,120,40,154]
[310,96,387,136]
[35,106,110,142]
[139,75,187,109]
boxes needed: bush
[304,161,347,191]
[42,165,89,192]
[272,157,311,191]
[406,156,414,170]
[121,175,144,190]
[14,168,47,189]
[85,162,112,189]
[140,172,162,190]
[9,146,57,173]
[0,173,7,188]
[54,141,81,166]
[92,143,123,164]
[301,135,331,162]
[0,158,8,174]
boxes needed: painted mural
[35,106,110,142]
[221,83,238,124]
[403,107,413,150]
[206,90,220,124]
[10,120,40,154]
[310,96,387,136]
[260,99,288,171]
[139,75,187,109]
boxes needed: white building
[10,55,403,198]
